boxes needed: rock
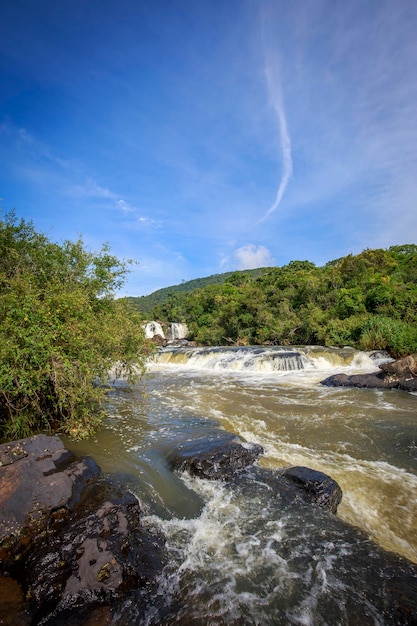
[0,434,99,564]
[320,354,417,392]
[167,433,264,479]
[0,575,31,626]
[151,333,167,346]
[379,353,417,379]
[281,465,343,514]
[320,372,398,389]
[25,480,166,624]
[398,378,417,392]
[167,434,342,514]
[0,436,167,624]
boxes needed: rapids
[65,345,417,624]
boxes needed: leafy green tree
[0,212,151,442]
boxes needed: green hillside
[127,268,268,315]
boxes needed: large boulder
[281,465,343,514]
[379,353,417,378]
[0,435,166,624]
[167,433,264,480]
[24,480,166,625]
[0,434,99,562]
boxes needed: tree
[0,212,151,442]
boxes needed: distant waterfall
[166,323,189,341]
[144,321,165,339]
[143,321,189,342]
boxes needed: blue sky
[1,0,416,296]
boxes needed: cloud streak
[260,56,293,222]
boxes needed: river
[64,345,417,624]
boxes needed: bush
[0,212,151,442]
[358,315,417,358]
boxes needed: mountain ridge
[127,267,268,314]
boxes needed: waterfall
[151,345,386,373]
[166,322,189,341]
[144,321,165,339]
[154,346,309,372]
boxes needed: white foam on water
[141,467,390,625]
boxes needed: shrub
[0,212,151,442]
[358,315,417,358]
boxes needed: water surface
[64,346,417,624]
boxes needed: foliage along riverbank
[0,212,151,443]
[150,245,417,357]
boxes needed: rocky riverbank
[0,435,166,624]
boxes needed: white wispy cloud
[233,244,274,270]
[259,54,293,222]
[256,0,417,250]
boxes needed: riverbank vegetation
[152,245,417,357]
[0,212,149,442]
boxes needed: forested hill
[127,268,267,314]
[141,245,417,357]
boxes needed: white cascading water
[144,321,165,339]
[166,322,189,341]
[151,345,386,374]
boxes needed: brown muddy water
[64,346,417,624]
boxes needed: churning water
[65,346,417,624]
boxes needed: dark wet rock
[320,354,417,392]
[0,434,100,565]
[320,372,398,389]
[0,436,167,625]
[280,465,343,514]
[167,433,264,479]
[0,576,31,626]
[238,465,343,515]
[168,434,342,514]
[28,483,166,624]
[398,378,417,392]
